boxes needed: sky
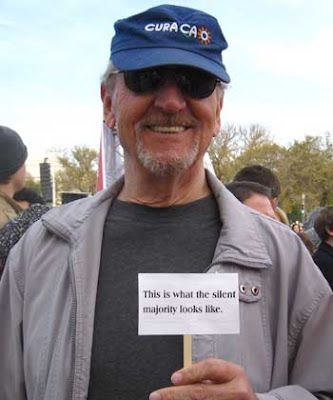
[1,0,333,161]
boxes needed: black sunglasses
[122,67,220,99]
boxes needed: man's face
[243,193,276,219]
[103,67,223,176]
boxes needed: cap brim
[112,47,230,83]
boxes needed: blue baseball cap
[110,4,230,83]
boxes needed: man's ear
[271,198,278,209]
[213,94,224,138]
[101,83,116,129]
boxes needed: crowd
[0,126,50,275]
[0,4,332,400]
[224,164,333,288]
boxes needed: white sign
[138,273,239,335]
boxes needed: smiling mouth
[146,125,192,134]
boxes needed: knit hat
[0,126,28,180]
[110,4,230,83]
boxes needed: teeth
[149,125,187,133]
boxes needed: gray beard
[136,136,200,177]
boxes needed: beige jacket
[0,190,22,228]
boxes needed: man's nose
[153,79,187,114]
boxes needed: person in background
[291,221,304,233]
[274,206,289,225]
[227,181,315,256]
[225,181,275,218]
[297,231,316,256]
[0,5,332,400]
[313,206,333,290]
[304,207,323,249]
[13,187,45,209]
[0,126,27,228]
[0,203,50,278]
[233,164,289,225]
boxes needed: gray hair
[101,61,227,98]
[216,80,227,100]
[101,61,119,94]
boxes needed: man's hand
[149,358,258,400]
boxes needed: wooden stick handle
[183,335,192,368]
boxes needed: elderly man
[0,5,332,400]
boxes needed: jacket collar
[206,171,272,269]
[42,171,272,269]
[41,177,124,241]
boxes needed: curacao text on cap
[145,22,212,44]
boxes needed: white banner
[97,123,124,190]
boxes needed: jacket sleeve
[0,252,26,400]
[257,286,333,400]
[257,386,331,400]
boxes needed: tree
[278,134,333,215]
[24,173,42,195]
[209,123,283,183]
[55,146,98,195]
[209,124,240,182]
[233,142,285,178]
[208,123,333,221]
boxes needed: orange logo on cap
[197,27,211,44]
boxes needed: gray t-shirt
[88,195,221,400]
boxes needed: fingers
[150,381,232,400]
[171,358,245,385]
[150,380,255,400]
[149,358,257,400]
